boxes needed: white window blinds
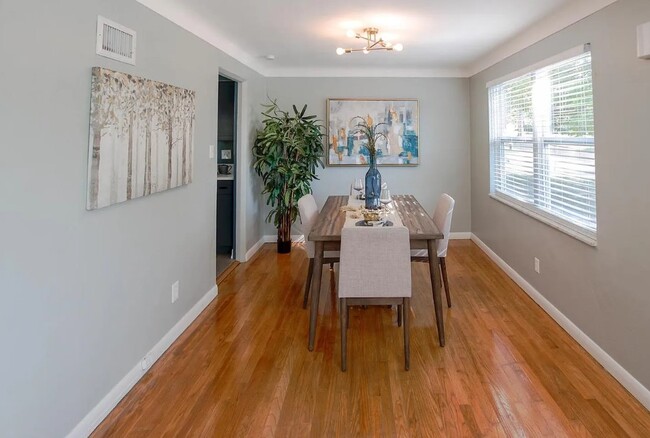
[488,47,596,243]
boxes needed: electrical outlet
[534,257,540,274]
[209,144,215,159]
[171,280,179,303]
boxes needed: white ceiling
[137,0,616,77]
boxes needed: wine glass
[353,178,364,199]
[380,188,392,208]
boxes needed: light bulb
[336,47,345,55]
[363,48,369,54]
[393,43,403,52]
[346,29,356,38]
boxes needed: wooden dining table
[307,194,445,351]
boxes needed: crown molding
[136,0,270,76]
[137,0,617,80]
[265,66,469,78]
[136,0,466,78]
[467,0,618,77]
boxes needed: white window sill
[489,193,597,247]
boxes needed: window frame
[487,44,597,247]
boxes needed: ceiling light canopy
[336,27,403,55]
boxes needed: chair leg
[303,258,314,309]
[346,305,349,330]
[440,257,451,308]
[330,262,334,270]
[397,305,402,327]
[341,298,348,371]
[403,297,410,371]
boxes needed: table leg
[308,241,324,351]
[427,239,445,347]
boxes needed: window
[488,45,596,245]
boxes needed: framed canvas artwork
[326,98,419,166]
[86,67,196,210]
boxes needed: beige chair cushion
[410,193,455,258]
[339,226,411,298]
[298,194,340,260]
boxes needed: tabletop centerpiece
[351,115,386,209]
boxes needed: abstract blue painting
[326,98,419,166]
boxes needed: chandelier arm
[344,47,393,53]
[339,27,401,54]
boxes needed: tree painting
[86,67,196,210]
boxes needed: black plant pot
[277,239,292,254]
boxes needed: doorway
[216,75,237,277]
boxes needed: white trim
[266,66,468,78]
[245,232,470,263]
[135,0,270,75]
[470,233,650,411]
[469,0,616,76]
[244,237,265,262]
[263,234,305,243]
[251,233,470,260]
[273,234,470,243]
[486,44,589,88]
[66,285,218,438]
[243,234,306,262]
[137,0,615,79]
[489,193,597,247]
[228,75,247,263]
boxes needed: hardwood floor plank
[92,241,650,437]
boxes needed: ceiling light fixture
[336,27,403,55]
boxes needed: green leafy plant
[253,99,324,253]
[350,115,387,158]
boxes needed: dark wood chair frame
[303,258,339,308]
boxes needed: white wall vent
[96,16,136,65]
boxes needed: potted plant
[253,99,324,253]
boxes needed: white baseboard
[470,233,650,411]
[263,234,305,243]
[244,237,265,262]
[244,232,471,262]
[267,233,469,243]
[244,234,305,262]
[66,285,219,438]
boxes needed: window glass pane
[489,50,596,236]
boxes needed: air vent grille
[96,16,136,65]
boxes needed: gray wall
[265,77,471,237]
[470,0,650,389]
[0,0,265,436]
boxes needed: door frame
[218,69,247,262]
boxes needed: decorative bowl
[362,211,381,223]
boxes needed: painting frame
[86,67,196,210]
[326,98,420,167]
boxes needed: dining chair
[411,193,455,307]
[338,226,412,371]
[297,194,340,308]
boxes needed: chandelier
[336,27,403,55]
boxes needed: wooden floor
[93,240,650,437]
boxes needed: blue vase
[365,154,381,210]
